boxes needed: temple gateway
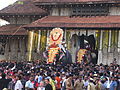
[0,0,120,65]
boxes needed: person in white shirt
[106,77,112,89]
[83,76,89,90]
[25,76,34,90]
[14,75,23,90]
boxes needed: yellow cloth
[77,49,87,63]
[50,78,56,90]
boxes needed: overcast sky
[0,0,18,10]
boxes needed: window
[71,4,109,17]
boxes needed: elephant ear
[88,35,96,49]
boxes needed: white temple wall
[17,17,31,24]
[109,6,120,15]
[79,30,86,36]
[51,8,59,16]
[88,30,95,36]
[51,7,71,16]
[60,8,71,16]
[9,17,16,24]
[9,17,32,24]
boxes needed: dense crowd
[0,60,119,90]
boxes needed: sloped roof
[0,24,27,35]
[0,0,47,15]
[24,16,120,29]
[34,0,120,3]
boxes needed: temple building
[0,0,120,64]
[0,0,47,61]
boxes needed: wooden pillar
[98,30,103,64]
[107,30,112,65]
[46,30,50,49]
[118,30,120,52]
[28,30,34,61]
[37,30,41,52]
[108,30,112,52]
[118,30,120,64]
[64,29,67,42]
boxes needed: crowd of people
[0,60,119,90]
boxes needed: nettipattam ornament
[47,28,63,63]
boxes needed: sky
[0,0,18,25]
[0,0,18,10]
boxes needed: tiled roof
[24,16,120,29]
[34,0,120,3]
[0,24,27,35]
[0,0,47,15]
